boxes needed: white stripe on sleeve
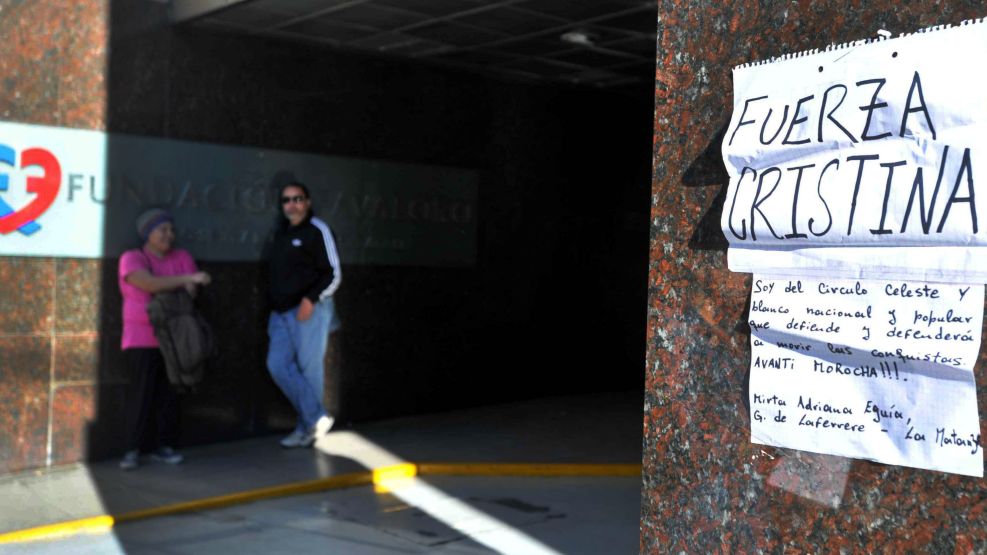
[311,216,342,299]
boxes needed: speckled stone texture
[0,336,50,474]
[55,259,104,334]
[0,0,107,474]
[53,335,99,383]
[643,2,987,552]
[0,0,106,129]
[50,384,96,465]
[0,258,54,334]
[0,257,55,474]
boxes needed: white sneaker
[315,415,335,437]
[150,446,184,465]
[280,429,310,449]
[282,416,334,449]
[119,450,139,471]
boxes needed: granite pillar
[643,2,987,551]
[0,0,106,474]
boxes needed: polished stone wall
[643,2,987,552]
[102,6,651,437]
[0,1,651,473]
[0,1,108,474]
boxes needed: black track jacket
[268,215,342,313]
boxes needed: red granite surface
[55,259,104,334]
[49,385,96,466]
[53,335,99,383]
[643,2,987,552]
[0,258,54,334]
[0,336,50,474]
[0,1,106,129]
[0,1,107,472]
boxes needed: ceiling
[171,0,657,89]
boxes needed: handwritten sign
[722,21,987,284]
[748,275,983,476]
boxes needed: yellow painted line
[0,462,641,545]
[116,471,375,523]
[0,471,375,545]
[372,462,418,483]
[0,515,115,544]
[418,463,641,477]
[372,462,419,493]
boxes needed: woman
[118,208,211,470]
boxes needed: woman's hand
[189,271,211,286]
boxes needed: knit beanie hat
[136,208,173,242]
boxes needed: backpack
[146,288,214,392]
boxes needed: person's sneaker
[150,446,184,465]
[314,415,335,438]
[280,429,310,449]
[119,450,139,471]
[289,416,335,449]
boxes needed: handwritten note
[721,22,987,284]
[748,275,983,476]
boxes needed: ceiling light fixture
[560,30,596,47]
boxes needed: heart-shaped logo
[0,147,61,235]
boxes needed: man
[267,182,341,447]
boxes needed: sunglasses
[281,195,308,205]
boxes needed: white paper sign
[722,22,987,284]
[748,275,983,476]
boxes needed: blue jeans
[266,298,336,432]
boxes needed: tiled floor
[0,391,643,554]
